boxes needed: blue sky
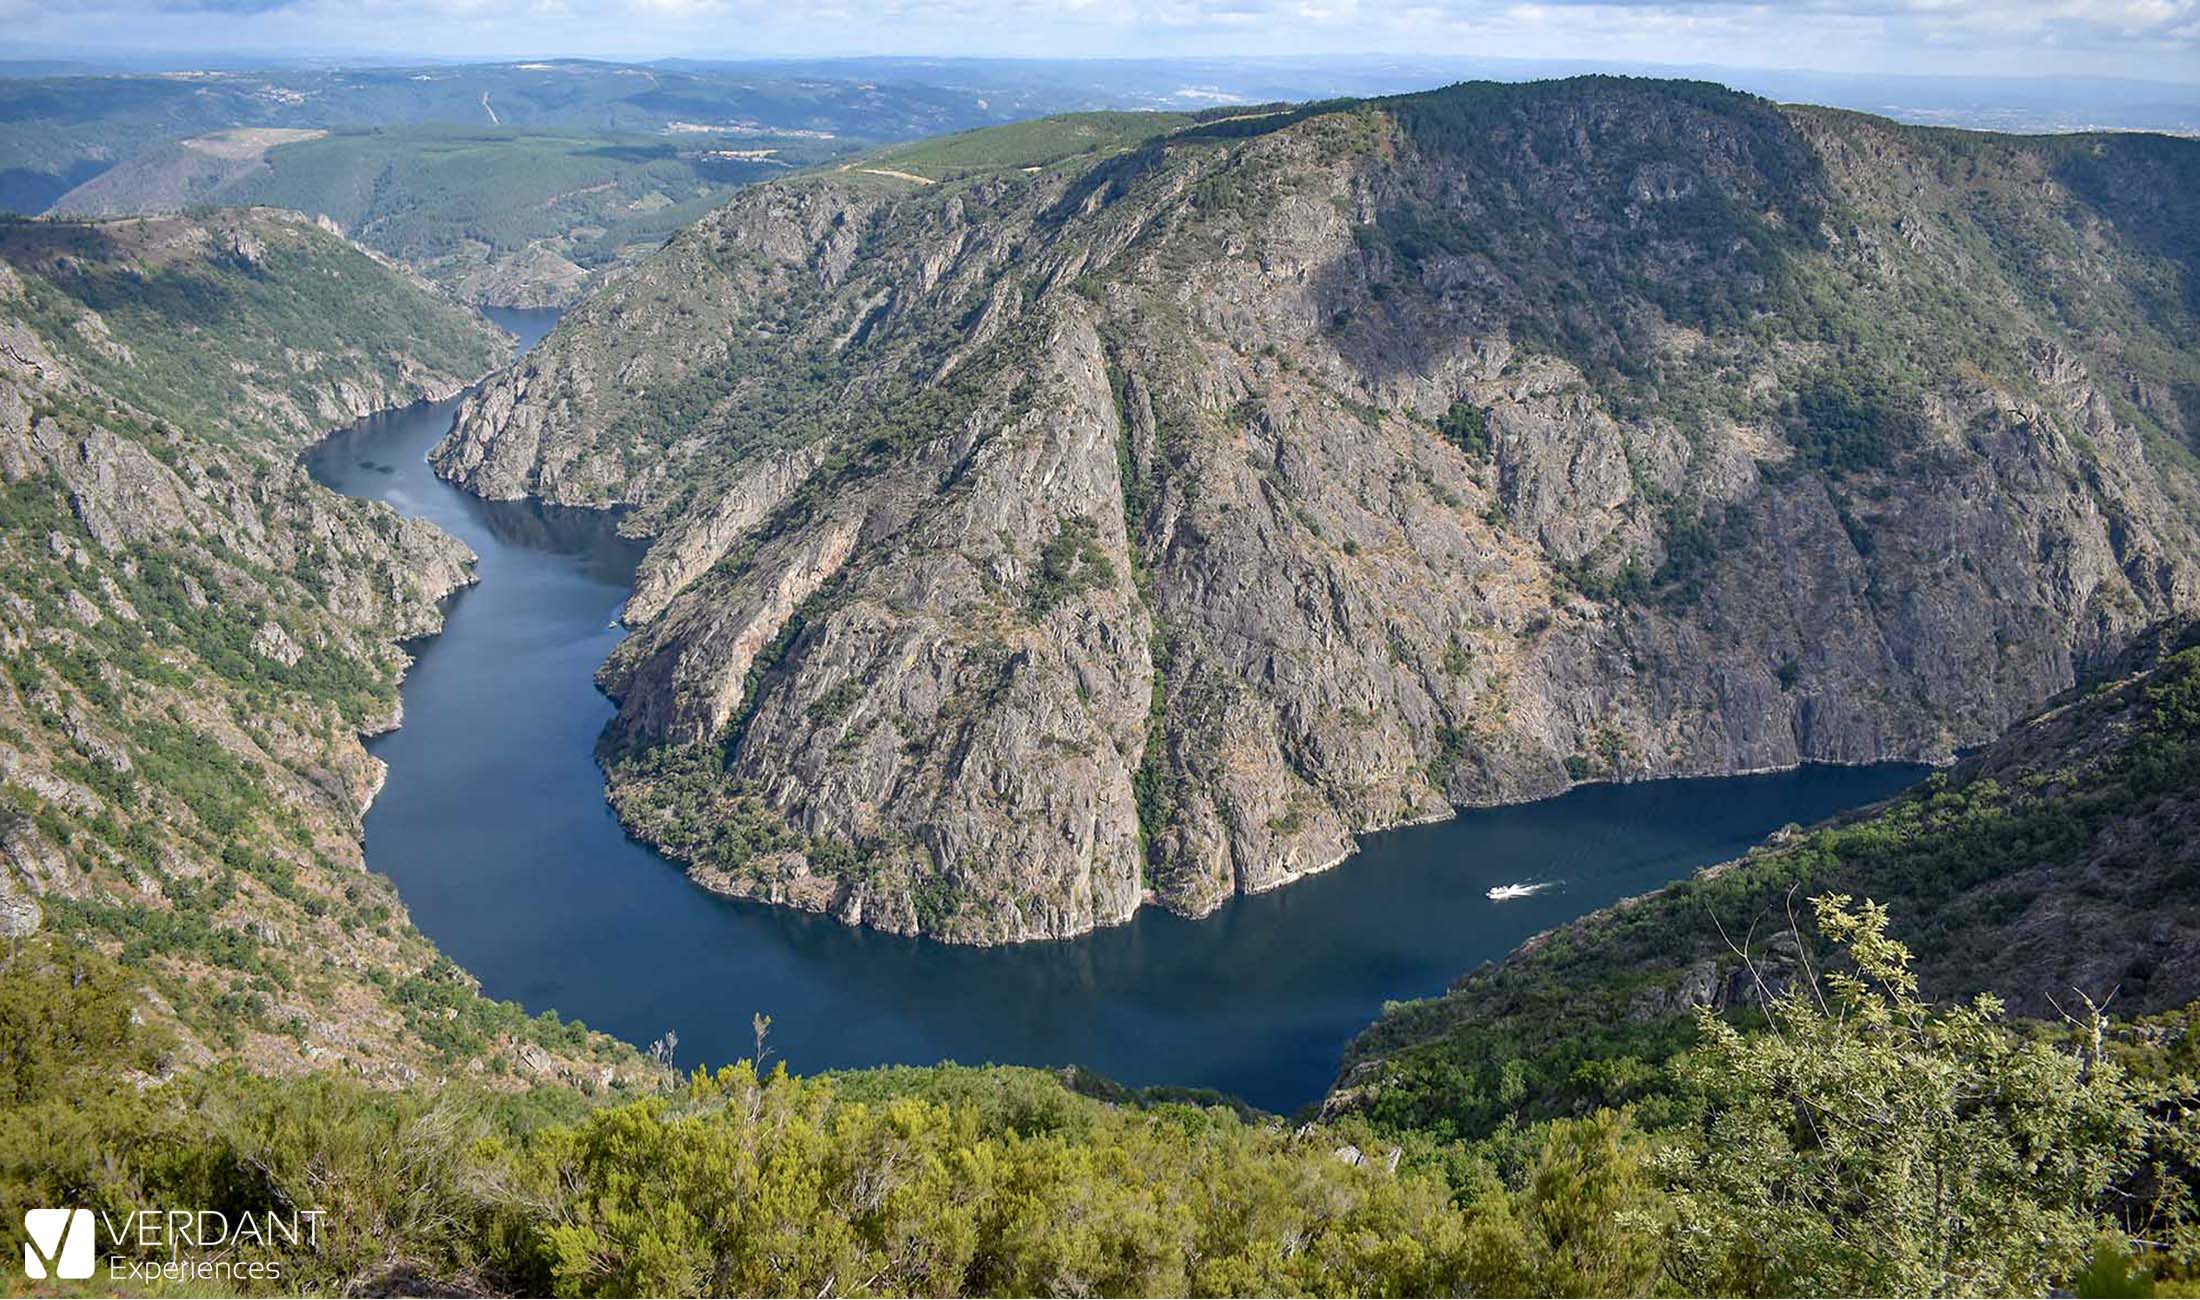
[7,0,2198,83]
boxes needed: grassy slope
[860,110,1194,180]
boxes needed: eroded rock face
[0,209,605,1082]
[440,81,2200,943]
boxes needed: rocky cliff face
[0,210,630,1085]
[439,79,2200,944]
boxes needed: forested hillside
[1334,621,2200,1139]
[47,126,855,307]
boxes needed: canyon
[439,79,2200,943]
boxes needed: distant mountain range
[0,58,1095,214]
[42,124,851,306]
[2,53,2194,217]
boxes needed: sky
[5,0,2198,84]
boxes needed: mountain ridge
[438,76,2200,943]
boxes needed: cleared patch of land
[178,126,327,159]
[846,166,937,184]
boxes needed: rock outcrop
[439,79,2200,943]
[0,209,629,1084]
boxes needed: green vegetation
[1132,634,1177,868]
[607,740,860,887]
[58,126,854,303]
[5,890,2193,1297]
[0,206,631,1082]
[228,127,840,265]
[0,59,1082,216]
[1345,634,2200,1150]
[1649,495,1749,607]
[1780,359,1924,474]
[1349,80,2200,590]
[864,112,1191,182]
[0,395,607,1068]
[1663,897,2185,1296]
[1363,77,1821,371]
[0,210,503,441]
[1436,399,1491,457]
[1027,516,1117,614]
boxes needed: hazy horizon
[4,47,2198,91]
[6,1,2195,86]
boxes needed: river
[303,307,1928,1113]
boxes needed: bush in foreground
[3,899,2194,1297]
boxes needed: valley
[1332,619,2200,1138]
[0,61,2196,1300]
[305,309,1926,1109]
[0,208,637,1086]
[48,126,857,307]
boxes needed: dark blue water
[306,307,1928,1113]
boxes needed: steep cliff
[439,80,2200,943]
[0,209,629,1084]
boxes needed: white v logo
[23,1208,95,1280]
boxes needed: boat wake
[1486,881,1557,901]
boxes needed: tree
[1486,1110,1666,1297]
[1660,895,2153,1296]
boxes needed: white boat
[1487,881,1553,901]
